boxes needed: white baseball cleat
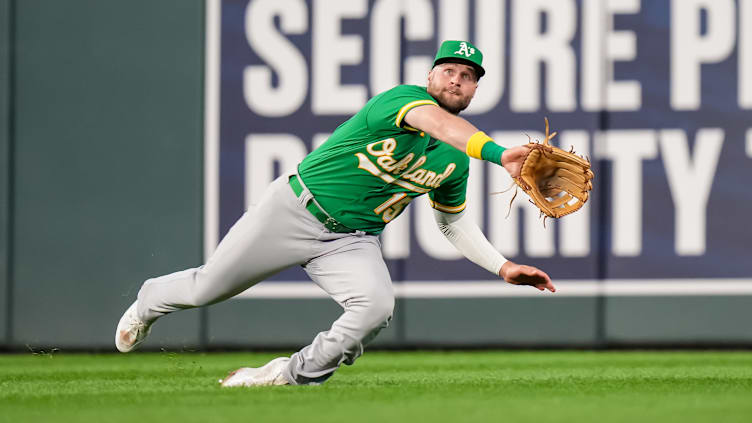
[219,357,291,387]
[115,300,152,353]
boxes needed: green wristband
[480,142,506,166]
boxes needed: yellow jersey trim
[395,100,438,129]
[430,200,467,214]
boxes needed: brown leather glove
[514,118,595,219]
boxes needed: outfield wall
[1,0,751,351]
[1,0,206,350]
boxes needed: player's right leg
[115,172,322,352]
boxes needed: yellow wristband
[466,131,493,159]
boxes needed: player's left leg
[219,232,393,387]
[116,172,323,353]
[285,234,394,385]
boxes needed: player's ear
[429,65,441,81]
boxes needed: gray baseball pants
[135,172,394,385]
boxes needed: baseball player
[115,40,555,387]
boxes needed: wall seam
[198,0,209,350]
[4,0,16,347]
[594,7,610,347]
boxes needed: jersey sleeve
[428,156,470,214]
[365,85,438,135]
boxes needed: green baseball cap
[433,40,485,79]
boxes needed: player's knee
[363,294,395,330]
[376,296,395,321]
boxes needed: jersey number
[374,193,412,223]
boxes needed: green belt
[289,175,357,234]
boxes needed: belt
[289,175,357,234]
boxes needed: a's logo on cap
[453,42,475,58]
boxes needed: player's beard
[433,89,473,115]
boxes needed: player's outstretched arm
[403,105,529,178]
[403,104,478,151]
[434,210,554,293]
[499,261,556,292]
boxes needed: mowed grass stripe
[1,351,751,423]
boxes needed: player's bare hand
[500,145,532,179]
[499,261,555,292]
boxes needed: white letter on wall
[244,0,308,117]
[596,130,657,256]
[312,0,368,114]
[582,0,642,111]
[511,0,577,112]
[370,0,434,93]
[740,0,752,108]
[671,0,736,110]
[438,0,505,115]
[659,129,723,255]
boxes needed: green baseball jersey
[298,85,470,234]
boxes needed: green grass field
[1,351,751,422]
